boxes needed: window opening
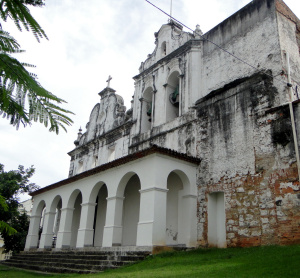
[161,41,167,57]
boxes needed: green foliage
[2,211,29,253]
[0,0,74,134]
[0,194,17,236]
[0,163,39,253]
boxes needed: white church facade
[25,0,300,251]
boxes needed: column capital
[77,228,94,232]
[106,196,125,201]
[30,215,42,219]
[61,207,75,212]
[44,211,56,216]
[81,202,97,207]
[139,187,169,194]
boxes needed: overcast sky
[1,0,299,201]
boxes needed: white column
[24,215,42,250]
[39,211,56,249]
[53,208,61,236]
[55,207,74,249]
[136,187,168,246]
[102,196,124,247]
[76,202,97,248]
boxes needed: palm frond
[0,0,47,41]
[0,193,8,211]
[0,53,74,133]
[0,220,17,236]
[0,29,20,52]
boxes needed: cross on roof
[106,75,112,88]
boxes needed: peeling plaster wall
[68,87,133,177]
[195,72,300,247]
[201,0,283,103]
[276,0,300,98]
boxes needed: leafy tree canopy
[0,0,74,133]
[0,163,39,253]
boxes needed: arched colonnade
[25,153,198,250]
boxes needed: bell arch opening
[141,87,154,133]
[166,71,180,122]
[161,41,167,57]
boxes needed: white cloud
[0,0,299,201]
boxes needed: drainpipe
[285,51,300,181]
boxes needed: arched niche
[141,87,154,133]
[165,71,180,122]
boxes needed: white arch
[88,181,106,203]
[50,195,62,212]
[166,169,197,247]
[116,171,138,198]
[31,199,46,217]
[67,189,82,208]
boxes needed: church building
[25,0,300,251]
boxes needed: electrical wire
[145,0,297,90]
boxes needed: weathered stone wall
[129,111,198,157]
[200,0,283,103]
[195,72,300,247]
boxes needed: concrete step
[11,254,109,261]
[2,250,150,274]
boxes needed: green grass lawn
[1,245,299,278]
